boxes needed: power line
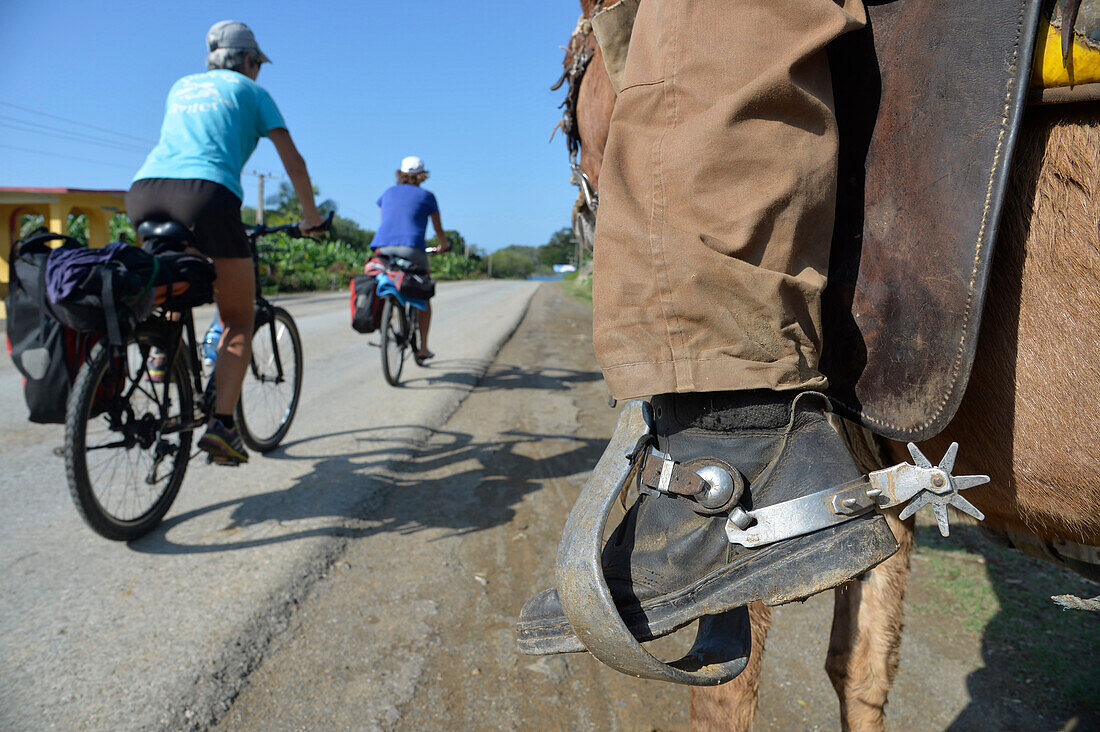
[0,143,138,171]
[0,112,150,152]
[0,117,150,154]
[0,100,157,145]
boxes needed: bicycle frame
[127,308,207,440]
[249,296,288,385]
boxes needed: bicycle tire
[380,297,408,386]
[65,340,193,541]
[236,306,303,451]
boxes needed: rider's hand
[439,239,451,253]
[298,215,325,237]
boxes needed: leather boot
[516,390,898,655]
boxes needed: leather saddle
[821,0,1063,441]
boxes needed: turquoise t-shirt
[133,69,285,201]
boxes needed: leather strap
[637,450,707,496]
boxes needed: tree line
[17,183,582,290]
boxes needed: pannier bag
[5,230,100,423]
[153,251,216,311]
[350,273,383,333]
[365,253,436,301]
[46,241,215,346]
[387,269,436,301]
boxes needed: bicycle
[63,213,332,541]
[375,248,437,386]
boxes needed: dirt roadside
[218,283,1098,731]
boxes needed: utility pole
[257,173,265,225]
[487,252,493,278]
[245,171,276,225]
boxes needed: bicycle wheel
[380,297,409,386]
[236,306,303,451]
[65,340,193,541]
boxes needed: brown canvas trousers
[593,0,867,400]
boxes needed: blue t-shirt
[371,185,440,250]
[133,69,285,201]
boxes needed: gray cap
[206,20,270,64]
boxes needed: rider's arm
[269,127,324,234]
[430,211,450,253]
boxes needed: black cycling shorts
[126,178,251,259]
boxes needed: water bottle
[202,320,223,373]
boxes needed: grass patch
[910,515,1100,718]
[561,272,592,304]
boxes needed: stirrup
[555,400,990,684]
[555,400,750,685]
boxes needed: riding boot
[516,390,898,654]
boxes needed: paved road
[0,280,538,731]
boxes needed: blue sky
[0,1,584,252]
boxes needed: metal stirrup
[555,400,749,685]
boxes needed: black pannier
[350,273,383,333]
[5,230,99,423]
[46,241,215,346]
[388,269,436,300]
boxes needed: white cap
[400,156,427,174]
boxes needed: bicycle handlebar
[245,210,334,241]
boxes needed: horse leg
[689,601,772,731]
[825,510,914,732]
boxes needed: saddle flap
[820,0,1045,441]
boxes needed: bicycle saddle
[137,220,194,254]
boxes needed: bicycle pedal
[207,455,242,467]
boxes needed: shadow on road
[129,363,606,555]
[910,523,1100,730]
[394,359,603,392]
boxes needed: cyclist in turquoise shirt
[126,20,325,464]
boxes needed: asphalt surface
[6,281,1085,731]
[216,283,690,732]
[0,280,538,730]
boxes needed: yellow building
[0,187,127,318]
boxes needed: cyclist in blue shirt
[371,156,449,361]
[126,20,325,464]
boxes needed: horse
[552,0,613,252]
[556,1,1100,729]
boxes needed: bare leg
[211,257,255,415]
[826,509,914,732]
[417,303,432,357]
[689,601,772,731]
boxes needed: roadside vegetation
[17,186,585,293]
[561,260,593,303]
